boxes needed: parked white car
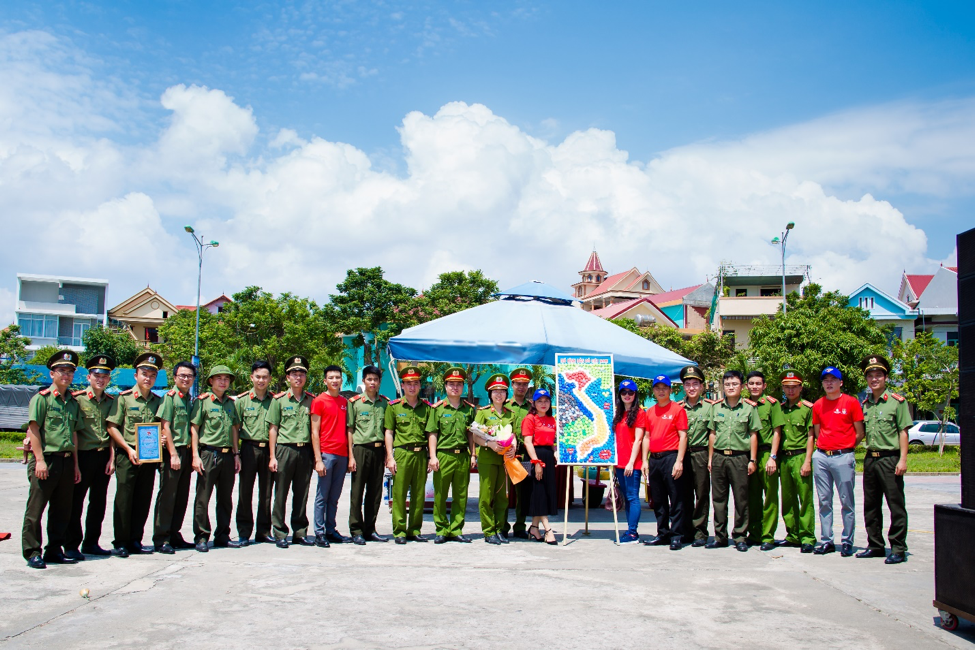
[907,420,960,446]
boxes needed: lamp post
[184,226,219,394]
[770,221,795,314]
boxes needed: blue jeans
[616,468,643,536]
[313,453,349,537]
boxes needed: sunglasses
[619,389,636,396]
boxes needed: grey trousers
[313,453,349,537]
[812,450,856,545]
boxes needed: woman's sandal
[544,529,558,545]
[528,525,544,541]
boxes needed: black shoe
[691,538,708,548]
[705,540,729,549]
[127,543,154,555]
[194,541,208,553]
[27,555,46,569]
[63,549,85,562]
[885,553,907,565]
[276,539,289,549]
[777,539,800,548]
[760,542,777,551]
[315,534,331,548]
[856,548,886,558]
[172,539,196,550]
[81,545,112,556]
[512,531,530,539]
[497,534,509,544]
[154,543,175,555]
[367,533,389,543]
[840,543,854,557]
[434,535,448,544]
[669,537,683,551]
[735,542,749,552]
[746,539,760,547]
[294,536,316,547]
[255,535,276,544]
[485,534,501,545]
[394,536,407,545]
[236,539,252,547]
[449,534,472,543]
[500,531,509,539]
[326,532,352,544]
[352,535,367,546]
[406,534,429,543]
[43,550,75,564]
[643,536,670,546]
[814,542,835,555]
[213,539,241,549]
[111,546,130,558]
[801,543,815,553]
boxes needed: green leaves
[891,332,959,423]
[81,326,141,367]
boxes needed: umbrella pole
[584,465,590,535]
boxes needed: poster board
[135,422,163,463]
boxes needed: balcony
[57,336,84,347]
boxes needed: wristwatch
[749,459,756,464]
[770,454,778,461]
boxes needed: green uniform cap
[134,352,163,370]
[485,373,509,391]
[85,353,116,372]
[443,366,467,382]
[509,367,532,383]
[861,355,890,375]
[207,364,235,381]
[47,349,79,369]
[679,365,705,383]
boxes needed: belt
[355,442,384,448]
[278,442,309,448]
[649,450,678,459]
[817,448,855,456]
[867,449,900,458]
[758,444,772,452]
[782,448,807,458]
[80,447,109,453]
[717,449,748,456]
[44,451,73,458]
[438,447,469,454]
[200,445,232,454]
[689,446,709,452]
[241,439,268,448]
[396,446,426,453]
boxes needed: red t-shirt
[310,393,349,456]
[615,408,647,469]
[811,394,864,450]
[522,413,556,446]
[644,401,689,453]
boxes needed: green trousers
[113,451,157,549]
[863,455,908,554]
[236,441,272,540]
[711,453,749,545]
[391,447,427,538]
[22,455,74,559]
[433,450,471,536]
[685,449,711,541]
[478,461,509,537]
[349,444,386,537]
[272,444,312,541]
[153,446,192,546]
[192,448,236,544]
[748,448,779,543]
[779,452,816,546]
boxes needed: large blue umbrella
[388,281,693,380]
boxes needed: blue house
[847,283,917,341]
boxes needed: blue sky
[1,1,973,321]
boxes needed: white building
[15,274,109,353]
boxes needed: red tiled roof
[905,274,933,298]
[591,297,678,326]
[647,284,702,306]
[583,250,604,272]
[175,305,195,311]
[587,271,632,297]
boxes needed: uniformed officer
[107,352,164,557]
[745,371,786,550]
[190,365,241,552]
[474,373,520,545]
[234,360,275,545]
[775,370,816,552]
[427,366,477,544]
[384,366,434,544]
[857,355,911,565]
[707,370,760,551]
[64,353,116,560]
[21,350,82,569]
[503,367,533,539]
[151,360,196,553]
[678,366,714,547]
[347,366,390,545]
[268,356,316,548]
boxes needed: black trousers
[711,453,749,544]
[272,444,313,540]
[349,444,385,537]
[153,446,192,546]
[113,451,157,549]
[646,451,685,539]
[683,449,710,541]
[66,448,111,550]
[237,441,273,540]
[22,454,74,559]
[863,455,908,554]
[193,448,236,544]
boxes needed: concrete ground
[0,463,972,649]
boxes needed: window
[735,289,747,297]
[642,280,649,290]
[947,425,960,434]
[893,327,903,340]
[596,275,601,282]
[17,313,59,339]
[947,331,958,347]
[920,423,940,433]
[761,288,782,297]
[858,297,875,309]
[145,327,159,343]
[162,311,168,319]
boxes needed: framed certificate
[135,422,163,463]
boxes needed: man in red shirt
[811,366,865,557]
[641,375,689,550]
[311,365,353,547]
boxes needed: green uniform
[190,392,239,544]
[709,398,761,544]
[384,398,433,538]
[67,389,114,551]
[778,399,815,546]
[234,390,274,540]
[153,389,194,547]
[503,398,532,536]
[22,388,80,560]
[427,399,476,537]
[269,389,315,541]
[348,394,390,537]
[861,390,912,554]
[474,405,521,537]
[108,388,162,550]
[748,396,786,544]
[681,398,714,541]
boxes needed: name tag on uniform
[397,413,408,418]
[129,406,141,411]
[443,413,453,418]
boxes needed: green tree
[748,284,889,399]
[155,309,236,385]
[81,326,141,367]
[31,345,64,366]
[892,332,959,452]
[0,325,41,384]
[684,329,735,393]
[415,270,499,320]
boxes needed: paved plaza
[0,463,972,649]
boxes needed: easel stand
[560,465,619,546]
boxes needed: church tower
[571,250,605,299]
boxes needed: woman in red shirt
[614,379,646,543]
[522,389,558,544]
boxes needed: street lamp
[185,225,219,394]
[770,222,795,314]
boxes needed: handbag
[604,475,624,511]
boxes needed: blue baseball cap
[652,375,672,388]
[821,366,843,380]
[618,379,638,392]
[532,388,551,401]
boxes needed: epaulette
[464,400,476,409]
[349,394,362,402]
[106,393,115,399]
[119,389,133,396]
[380,395,390,401]
[675,400,685,407]
[478,404,491,410]
[422,399,433,406]
[390,398,402,405]
[167,389,177,396]
[305,391,315,398]
[742,398,757,407]
[432,399,444,408]
[72,389,86,397]
[890,392,905,402]
[764,396,778,403]
[801,400,814,408]
[274,391,288,398]
[236,391,249,399]
[39,388,51,396]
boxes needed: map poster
[555,353,617,465]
